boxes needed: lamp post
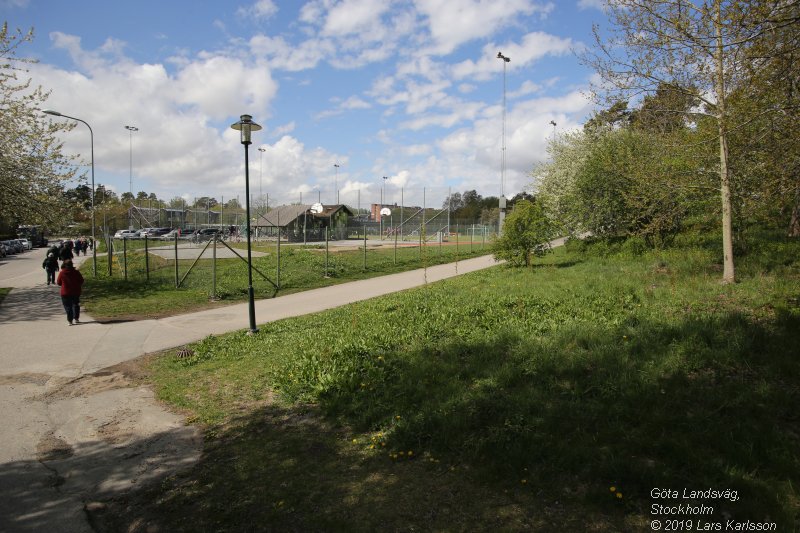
[334,163,340,204]
[43,109,97,277]
[381,176,388,240]
[258,147,265,215]
[124,125,138,197]
[230,114,262,335]
[497,51,510,232]
[549,120,557,138]
[124,125,138,229]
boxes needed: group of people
[42,239,88,325]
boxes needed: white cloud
[414,0,554,55]
[322,0,392,36]
[237,0,279,19]
[174,55,276,120]
[249,34,333,71]
[451,31,576,81]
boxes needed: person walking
[56,259,84,325]
[58,241,74,266]
[42,252,59,285]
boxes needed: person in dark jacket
[42,252,59,285]
[56,259,84,325]
[58,242,74,264]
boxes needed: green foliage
[1,24,78,226]
[492,199,556,266]
[148,231,800,525]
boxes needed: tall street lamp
[381,176,388,240]
[124,125,138,197]
[497,51,510,232]
[43,109,97,277]
[230,114,262,335]
[334,163,340,204]
[125,125,138,229]
[258,147,265,215]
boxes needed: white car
[18,238,32,250]
[114,229,138,239]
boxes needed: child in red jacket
[56,259,84,325]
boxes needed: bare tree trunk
[716,0,735,284]
[789,186,800,237]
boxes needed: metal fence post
[212,233,217,299]
[144,235,150,282]
[174,231,179,288]
[363,224,367,270]
[123,237,128,281]
[324,226,329,278]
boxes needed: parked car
[113,229,139,239]
[196,228,224,241]
[0,242,6,257]
[146,227,172,237]
[2,240,17,254]
[10,240,25,253]
[18,238,32,250]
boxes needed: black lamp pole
[231,114,262,334]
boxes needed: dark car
[196,228,223,241]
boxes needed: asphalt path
[0,244,502,532]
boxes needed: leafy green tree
[582,0,793,282]
[1,24,77,225]
[492,200,557,267]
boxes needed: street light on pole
[334,163,340,204]
[497,51,510,232]
[381,176,388,240]
[230,114,262,335]
[43,109,97,278]
[124,125,138,197]
[258,147,265,215]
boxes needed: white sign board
[380,207,392,216]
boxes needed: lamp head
[230,114,262,145]
[43,109,62,116]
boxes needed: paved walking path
[0,246,501,532]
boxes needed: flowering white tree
[0,24,77,225]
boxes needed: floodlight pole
[334,163,340,204]
[497,51,510,233]
[258,147,266,215]
[43,109,97,277]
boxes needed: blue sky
[3,0,608,209]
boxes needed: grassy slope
[99,233,800,531]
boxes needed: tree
[194,196,218,209]
[224,197,242,210]
[583,0,792,283]
[136,191,148,200]
[492,200,557,267]
[120,191,134,203]
[1,24,78,226]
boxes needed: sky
[2,0,609,210]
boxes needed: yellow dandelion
[616,492,623,499]
[352,438,358,443]
[610,486,617,492]
[381,442,386,447]
[521,479,527,484]
[408,451,413,457]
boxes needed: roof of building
[254,204,354,227]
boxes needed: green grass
[81,240,492,319]
[0,287,11,305]
[96,232,800,531]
